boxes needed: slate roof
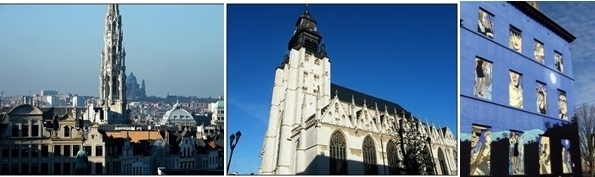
[331,83,418,119]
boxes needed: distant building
[72,96,86,108]
[126,72,147,101]
[157,102,197,127]
[45,95,59,107]
[209,99,224,127]
[21,96,32,105]
[40,90,58,96]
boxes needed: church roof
[159,102,196,125]
[127,72,137,83]
[331,83,417,119]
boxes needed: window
[536,82,547,114]
[1,164,8,175]
[470,124,492,175]
[509,26,522,52]
[96,146,103,156]
[478,8,495,38]
[22,124,29,137]
[41,163,49,175]
[474,57,493,100]
[21,146,29,158]
[539,135,551,174]
[62,163,70,175]
[54,145,61,156]
[21,164,29,174]
[509,70,523,108]
[31,145,39,157]
[84,146,92,156]
[387,140,403,175]
[65,145,72,157]
[509,130,525,175]
[32,124,39,137]
[11,124,19,137]
[11,146,19,157]
[31,163,39,175]
[362,136,378,175]
[64,126,70,137]
[1,146,8,158]
[438,148,449,175]
[534,40,545,63]
[42,145,49,157]
[554,51,564,73]
[95,162,102,174]
[329,131,347,175]
[558,90,568,120]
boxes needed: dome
[159,103,196,125]
[127,72,137,83]
[216,100,224,109]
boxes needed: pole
[381,136,386,174]
[227,148,234,174]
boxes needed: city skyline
[226,4,457,174]
[539,2,595,106]
[0,5,224,98]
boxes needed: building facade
[259,8,457,175]
[460,2,580,177]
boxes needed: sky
[226,4,457,174]
[539,2,595,106]
[0,4,224,98]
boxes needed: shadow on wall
[460,120,581,177]
[0,150,107,175]
[297,153,444,175]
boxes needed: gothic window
[329,131,347,175]
[438,148,449,175]
[363,136,378,175]
[387,140,401,175]
[64,126,70,137]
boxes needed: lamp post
[227,131,242,174]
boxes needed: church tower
[98,4,128,124]
[260,6,331,175]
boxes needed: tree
[576,104,595,176]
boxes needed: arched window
[64,126,70,137]
[363,136,378,175]
[329,131,347,175]
[387,140,400,175]
[438,148,449,175]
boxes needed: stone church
[258,8,458,175]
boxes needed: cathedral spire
[288,5,322,54]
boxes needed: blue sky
[539,2,595,106]
[0,4,224,97]
[226,4,457,174]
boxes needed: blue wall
[460,1,575,133]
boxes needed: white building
[259,9,457,175]
[45,95,59,107]
[72,96,86,108]
[210,99,224,127]
[40,90,58,96]
[157,102,196,127]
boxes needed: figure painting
[561,139,573,173]
[509,28,522,52]
[509,131,524,175]
[509,71,523,108]
[537,82,547,114]
[478,9,494,38]
[470,125,491,176]
[534,40,545,64]
[555,52,564,73]
[475,58,492,100]
[539,135,551,174]
[559,90,568,120]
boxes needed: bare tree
[576,104,595,176]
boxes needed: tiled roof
[105,130,163,143]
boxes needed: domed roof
[159,102,196,125]
[127,72,137,83]
[216,100,224,109]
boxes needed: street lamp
[227,131,242,174]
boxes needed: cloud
[540,2,595,105]
[227,96,271,126]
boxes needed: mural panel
[559,90,568,120]
[509,131,524,175]
[475,58,492,100]
[561,139,572,174]
[539,135,551,174]
[509,71,523,108]
[537,82,547,114]
[470,125,492,176]
[554,52,564,73]
[509,27,522,52]
[477,9,494,38]
[534,40,545,64]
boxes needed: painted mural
[509,28,522,53]
[508,131,524,175]
[539,135,551,174]
[475,58,492,100]
[537,82,547,114]
[509,71,523,108]
[559,90,568,120]
[470,125,491,176]
[477,9,494,38]
[534,40,545,64]
[554,52,564,73]
[562,139,572,173]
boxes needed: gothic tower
[98,4,128,124]
[260,7,331,175]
